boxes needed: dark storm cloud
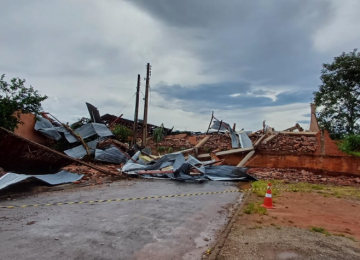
[129,0,332,87]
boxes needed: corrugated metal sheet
[121,152,257,182]
[239,131,253,148]
[0,171,83,191]
[211,120,240,148]
[95,147,128,164]
[65,123,113,143]
[64,140,98,159]
[34,117,62,140]
[204,165,256,181]
[211,120,230,131]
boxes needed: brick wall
[244,154,360,176]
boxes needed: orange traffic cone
[261,183,275,209]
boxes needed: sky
[1,0,359,132]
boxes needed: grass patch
[251,180,281,197]
[311,226,330,236]
[348,151,360,157]
[287,182,325,192]
[276,181,360,201]
[243,202,268,215]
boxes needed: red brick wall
[314,130,348,156]
[245,154,360,176]
[14,113,47,144]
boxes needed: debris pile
[121,151,257,182]
[62,164,123,184]
[258,134,317,153]
[148,133,232,153]
[248,168,360,186]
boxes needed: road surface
[0,179,244,260]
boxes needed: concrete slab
[0,180,243,260]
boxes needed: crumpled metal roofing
[64,123,113,143]
[238,131,253,148]
[211,120,240,148]
[34,117,62,140]
[211,120,230,131]
[0,171,83,191]
[121,153,257,182]
[64,140,98,159]
[95,147,128,164]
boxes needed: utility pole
[132,74,140,145]
[142,63,151,147]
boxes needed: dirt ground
[216,186,360,260]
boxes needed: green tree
[0,74,48,131]
[314,49,360,139]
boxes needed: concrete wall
[13,113,47,144]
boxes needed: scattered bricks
[188,136,197,146]
[258,134,318,154]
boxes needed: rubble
[122,152,257,182]
[62,163,123,184]
[248,168,360,187]
[149,133,233,154]
[257,134,317,153]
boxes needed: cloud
[0,0,358,132]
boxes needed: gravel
[217,226,360,260]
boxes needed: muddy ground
[215,187,360,260]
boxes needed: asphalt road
[0,179,244,260]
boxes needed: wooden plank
[280,131,317,136]
[262,133,279,145]
[236,150,255,167]
[198,147,254,159]
[195,136,210,148]
[253,135,266,148]
[137,170,175,174]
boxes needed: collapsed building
[1,102,360,193]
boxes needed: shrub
[112,125,132,142]
[339,135,360,153]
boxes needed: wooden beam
[280,131,317,136]
[262,133,279,145]
[195,136,210,148]
[197,147,254,159]
[236,150,255,167]
[137,170,174,174]
[253,135,266,148]
[206,111,214,135]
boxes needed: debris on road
[122,152,257,182]
[0,171,83,191]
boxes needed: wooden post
[48,113,90,158]
[142,63,150,147]
[217,120,223,133]
[206,111,214,135]
[236,150,255,167]
[133,74,140,145]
